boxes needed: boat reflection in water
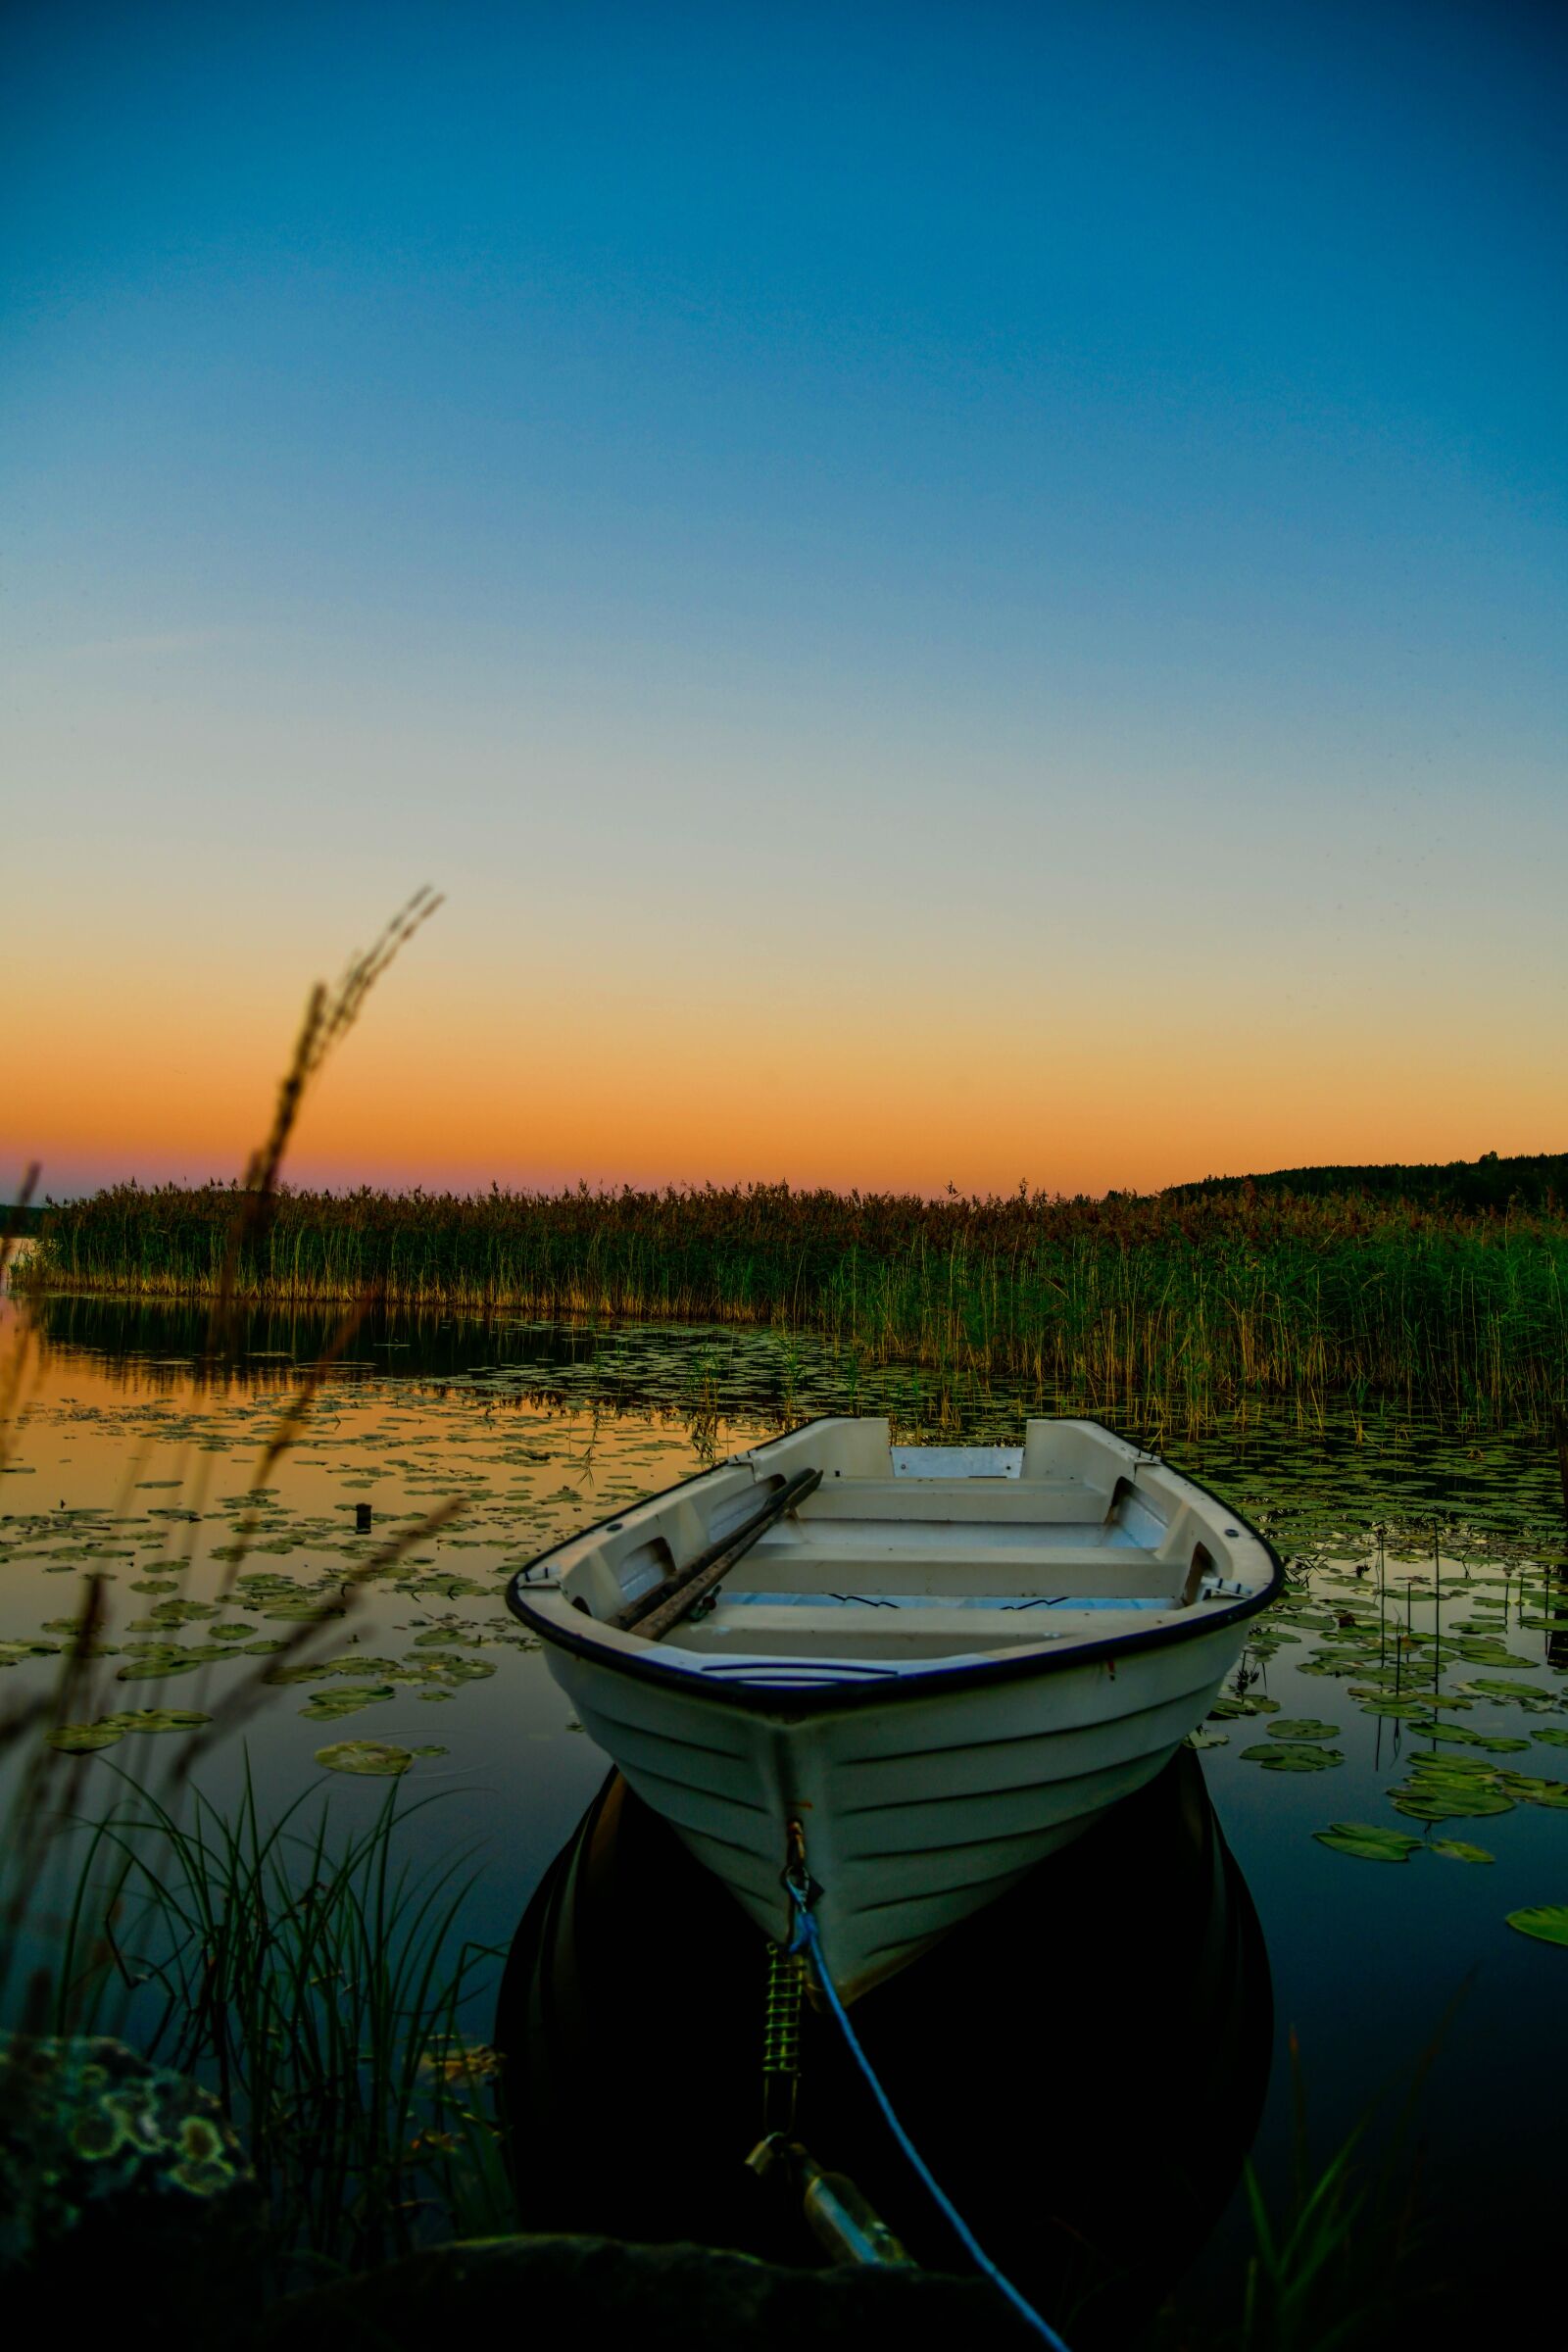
[495,1747,1271,2340]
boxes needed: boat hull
[545,1609,1250,1999]
[496,1746,1274,2321]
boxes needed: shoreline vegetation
[19,1170,1568,1422]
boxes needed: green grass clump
[24,1180,1568,1420]
[53,1768,509,2278]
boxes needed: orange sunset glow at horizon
[8,892,1563,1204]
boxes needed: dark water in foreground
[4,1292,1567,2326]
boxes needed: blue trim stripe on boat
[716,1591,1173,1611]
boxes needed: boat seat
[801,1481,1126,1525]
[738,1539,1180,1592]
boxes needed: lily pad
[315,1740,418,1777]
[1391,1786,1515,1822]
[1431,1840,1494,1864]
[1266,1719,1340,1741]
[1498,1773,1568,1811]
[268,1655,411,1687]
[1532,1728,1568,1748]
[46,1723,123,1752]
[299,1685,397,1722]
[101,1708,211,1735]
[416,1656,495,1688]
[1428,1729,1532,1753]
[1506,1905,1568,1949]
[1184,1728,1229,1750]
[1313,1823,1422,1863]
[116,1643,235,1680]
[1241,1742,1345,1771]
[1208,1692,1279,1720]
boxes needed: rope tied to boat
[781,1821,1074,2352]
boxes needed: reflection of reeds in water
[25,1180,1568,1421]
[0,1162,43,1476]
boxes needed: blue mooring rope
[786,1888,1073,2352]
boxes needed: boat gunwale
[506,1413,1285,1716]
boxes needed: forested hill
[1165,1152,1568,1213]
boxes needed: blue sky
[4,1,1564,1195]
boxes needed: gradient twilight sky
[4,0,1564,1200]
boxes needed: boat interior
[517,1417,1270,1665]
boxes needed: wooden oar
[620,1467,822,1642]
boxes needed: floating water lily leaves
[1431,1840,1494,1864]
[135,1597,220,1625]
[1390,1767,1515,1823]
[1505,1906,1568,1948]
[46,1706,211,1752]
[1454,1642,1536,1667]
[299,1685,397,1721]
[1314,1822,1422,1863]
[269,1652,497,1693]
[1209,1692,1280,1720]
[1241,1742,1345,1771]
[315,1740,418,1776]
[269,1654,409,1687]
[101,1707,211,1734]
[1498,1772,1568,1811]
[1184,1728,1229,1750]
[1427,1728,1533,1753]
[1267,1719,1340,1742]
[311,1737,447,1773]
[116,1642,237,1680]
[1532,1728,1568,1748]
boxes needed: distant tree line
[1164,1151,1567,1214]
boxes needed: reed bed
[24,1180,1568,1420]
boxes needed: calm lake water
[5,1290,1567,2321]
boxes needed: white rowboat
[508,1416,1280,2000]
